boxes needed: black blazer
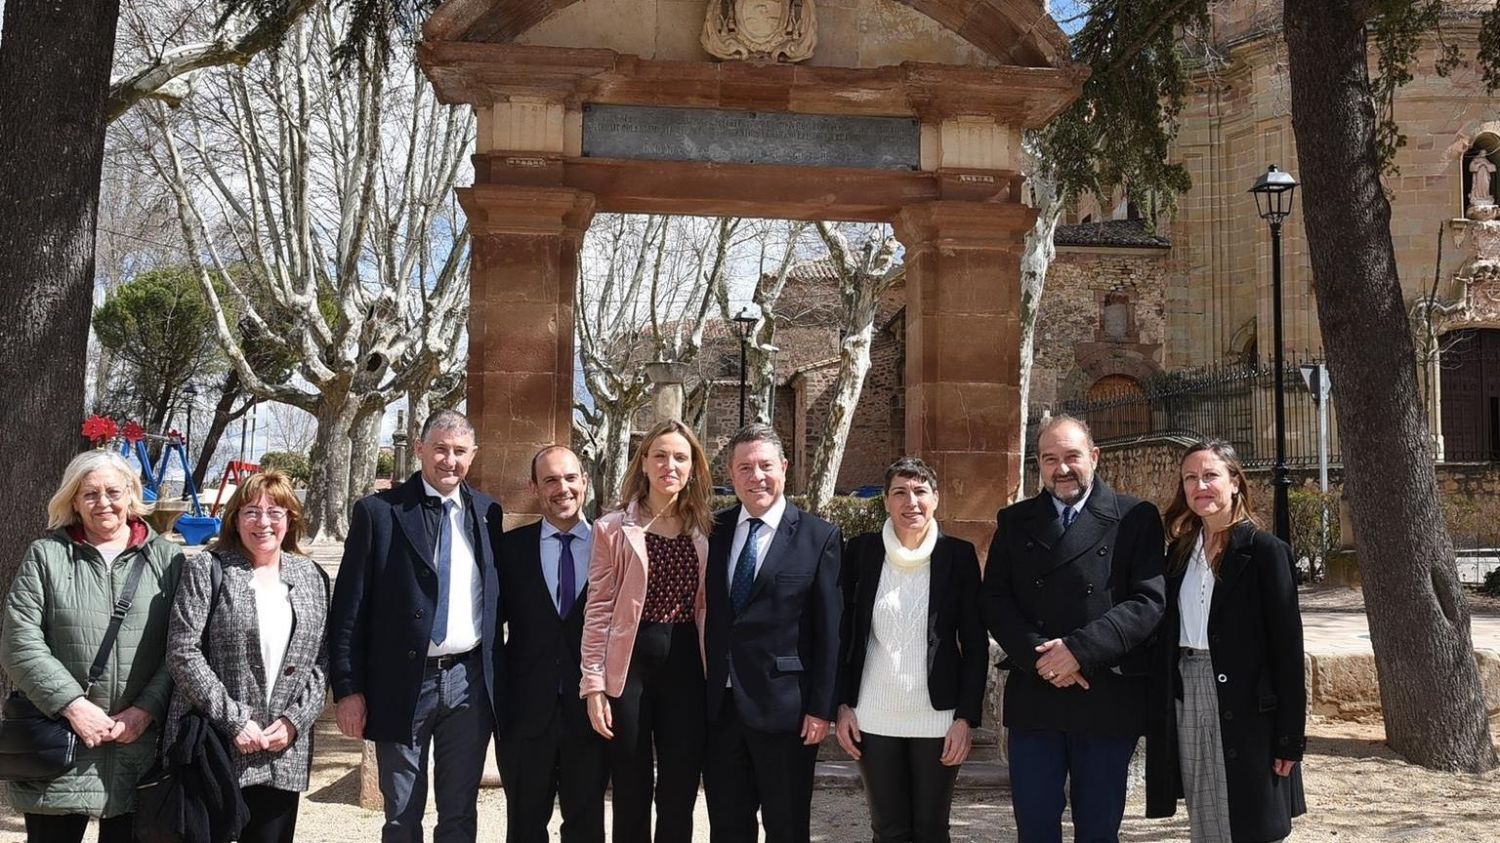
[328,473,505,743]
[839,532,988,727]
[981,480,1166,737]
[704,501,843,733]
[496,519,589,740]
[1146,522,1306,842]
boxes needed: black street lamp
[733,307,759,428]
[1250,164,1298,549]
[181,383,199,456]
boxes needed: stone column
[645,361,692,423]
[893,200,1035,557]
[459,184,595,524]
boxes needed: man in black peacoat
[982,416,1165,843]
[495,446,607,843]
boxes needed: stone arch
[425,0,1070,68]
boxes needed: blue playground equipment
[118,433,221,544]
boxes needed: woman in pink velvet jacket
[580,418,714,843]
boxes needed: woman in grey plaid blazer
[166,471,329,843]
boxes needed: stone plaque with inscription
[582,105,919,170]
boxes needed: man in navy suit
[328,410,505,843]
[495,445,606,843]
[702,424,842,843]
[982,415,1165,843]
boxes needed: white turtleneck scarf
[853,518,955,738]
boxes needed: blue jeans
[375,651,494,843]
[1007,727,1137,843]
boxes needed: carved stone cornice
[418,42,1088,126]
[457,184,596,237]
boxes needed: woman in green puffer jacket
[0,449,183,843]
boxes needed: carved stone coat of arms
[701,0,817,63]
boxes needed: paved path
[1302,612,1500,654]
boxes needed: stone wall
[1081,436,1500,549]
[1031,248,1175,408]
[790,323,906,493]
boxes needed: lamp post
[733,308,759,428]
[1250,164,1299,549]
[181,383,199,457]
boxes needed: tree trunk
[597,407,633,512]
[1284,0,1496,773]
[347,403,383,504]
[304,391,360,541]
[805,289,880,513]
[192,372,256,491]
[1017,182,1063,502]
[0,0,121,614]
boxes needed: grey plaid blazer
[165,548,329,792]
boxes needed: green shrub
[1287,488,1340,566]
[259,451,311,487]
[377,449,394,478]
[707,493,887,538]
[1482,567,1500,597]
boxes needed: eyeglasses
[241,507,289,523]
[79,489,126,505]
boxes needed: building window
[1086,374,1149,440]
[1440,328,1500,461]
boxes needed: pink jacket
[579,500,709,698]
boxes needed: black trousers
[608,621,705,843]
[498,700,609,843]
[857,733,959,843]
[703,690,819,843]
[240,785,300,843]
[23,813,133,843]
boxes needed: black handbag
[0,550,150,782]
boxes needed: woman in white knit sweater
[836,457,989,843]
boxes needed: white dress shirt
[1178,531,1215,650]
[540,518,591,614]
[727,495,787,587]
[1050,484,1092,525]
[423,479,483,656]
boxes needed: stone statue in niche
[1468,153,1497,220]
[702,0,817,63]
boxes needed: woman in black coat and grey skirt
[1145,439,1306,843]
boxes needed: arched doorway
[1440,328,1500,461]
[1086,374,1149,441]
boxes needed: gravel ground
[3,718,1494,842]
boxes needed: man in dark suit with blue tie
[328,410,505,843]
[495,445,606,843]
[703,424,842,843]
[981,415,1165,843]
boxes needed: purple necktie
[556,533,577,617]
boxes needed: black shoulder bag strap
[85,549,151,692]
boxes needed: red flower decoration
[81,415,118,447]
[122,421,146,444]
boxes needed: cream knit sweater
[852,519,956,738]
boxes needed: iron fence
[1028,354,1342,469]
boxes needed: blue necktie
[731,518,764,615]
[431,499,456,645]
[1061,506,1076,530]
[556,533,578,618]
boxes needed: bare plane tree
[140,6,471,539]
[714,220,809,426]
[576,214,742,503]
[804,222,901,512]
